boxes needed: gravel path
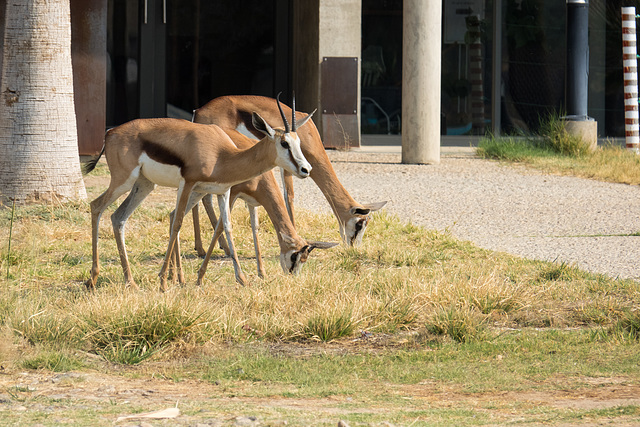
[291,147,640,281]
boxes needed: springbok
[84,99,313,291]
[170,128,338,284]
[191,95,387,250]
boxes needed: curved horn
[292,92,297,132]
[276,92,290,133]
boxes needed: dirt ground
[2,346,640,426]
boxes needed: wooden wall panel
[71,0,107,156]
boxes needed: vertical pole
[491,0,503,137]
[467,15,485,135]
[566,0,590,120]
[622,7,640,154]
[564,0,598,150]
[402,0,441,164]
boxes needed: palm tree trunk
[0,0,86,204]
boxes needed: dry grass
[2,164,640,426]
[478,135,640,186]
[1,168,639,366]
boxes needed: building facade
[1,0,635,154]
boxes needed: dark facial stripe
[286,140,299,172]
[350,219,367,245]
[142,139,185,169]
[289,251,298,273]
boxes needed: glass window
[106,0,139,127]
[442,0,493,135]
[501,0,565,134]
[499,0,630,138]
[597,0,639,138]
[361,0,403,135]
[361,0,495,136]
[166,1,277,117]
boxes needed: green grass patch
[19,349,85,372]
[478,114,640,185]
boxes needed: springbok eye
[281,140,289,149]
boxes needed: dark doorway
[107,0,291,127]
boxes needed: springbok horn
[292,92,297,132]
[276,92,290,134]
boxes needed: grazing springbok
[170,128,338,284]
[191,95,387,250]
[84,99,313,291]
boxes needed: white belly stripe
[139,153,182,188]
[139,153,233,195]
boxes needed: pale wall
[293,0,362,146]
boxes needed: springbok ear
[295,109,317,130]
[350,201,388,216]
[307,241,339,250]
[279,232,297,246]
[351,207,370,216]
[252,112,275,138]
[365,201,388,211]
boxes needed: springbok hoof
[125,280,140,291]
[236,274,248,286]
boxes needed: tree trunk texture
[0,0,86,204]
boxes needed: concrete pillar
[292,0,361,148]
[402,0,441,164]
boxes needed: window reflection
[361,0,403,135]
[106,0,139,127]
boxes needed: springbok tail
[82,144,105,175]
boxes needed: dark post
[563,0,597,150]
[565,0,590,121]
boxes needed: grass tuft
[539,261,584,282]
[304,309,357,342]
[76,293,208,364]
[19,350,85,372]
[426,304,487,343]
[612,310,640,340]
[535,113,593,157]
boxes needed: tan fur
[193,95,387,246]
[86,117,310,292]
[104,118,279,185]
[172,129,336,282]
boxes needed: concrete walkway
[291,145,640,281]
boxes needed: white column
[402,0,441,164]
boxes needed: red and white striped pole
[622,7,640,154]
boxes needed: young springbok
[84,99,313,291]
[192,95,387,249]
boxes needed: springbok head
[279,233,338,274]
[339,201,388,246]
[252,93,315,179]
